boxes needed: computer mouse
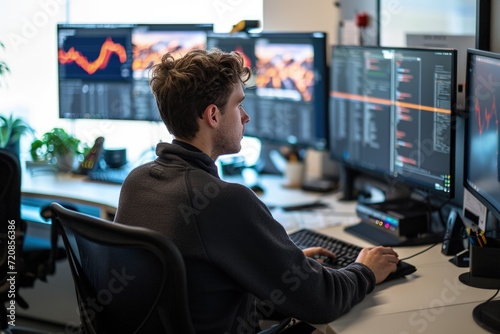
[384,261,417,282]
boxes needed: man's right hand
[355,246,399,284]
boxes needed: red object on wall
[356,12,370,28]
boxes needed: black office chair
[0,148,65,333]
[49,202,196,334]
[49,203,314,334]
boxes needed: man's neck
[172,139,202,152]
[173,138,216,160]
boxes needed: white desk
[19,170,496,333]
[318,302,492,334]
[316,225,498,333]
[22,170,121,219]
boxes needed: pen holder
[459,237,500,289]
[470,239,500,278]
[283,161,304,188]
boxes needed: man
[114,48,399,334]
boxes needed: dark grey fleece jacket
[114,141,375,334]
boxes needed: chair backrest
[0,148,25,248]
[0,149,25,327]
[49,202,195,334]
[0,148,20,209]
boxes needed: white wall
[263,0,340,47]
[0,0,262,162]
[379,0,476,47]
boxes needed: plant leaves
[0,113,34,147]
[30,127,86,162]
[0,116,12,148]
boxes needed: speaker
[442,209,466,256]
[104,148,127,169]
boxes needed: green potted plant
[0,113,34,157]
[30,128,89,172]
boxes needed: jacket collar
[155,141,220,178]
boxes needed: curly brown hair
[149,48,252,139]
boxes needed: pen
[476,229,487,247]
[468,228,479,247]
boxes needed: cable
[484,289,500,304]
[400,233,468,261]
[399,242,441,261]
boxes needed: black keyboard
[289,229,416,282]
[87,169,130,184]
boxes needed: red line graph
[475,96,499,135]
[58,37,127,75]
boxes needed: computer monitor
[464,48,500,224]
[207,31,329,148]
[329,45,457,201]
[57,23,213,121]
[462,48,500,333]
[206,32,329,174]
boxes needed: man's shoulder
[190,173,254,197]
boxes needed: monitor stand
[472,300,500,333]
[459,272,500,333]
[337,166,360,201]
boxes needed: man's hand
[355,246,399,284]
[303,247,336,261]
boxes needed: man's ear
[203,104,220,128]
